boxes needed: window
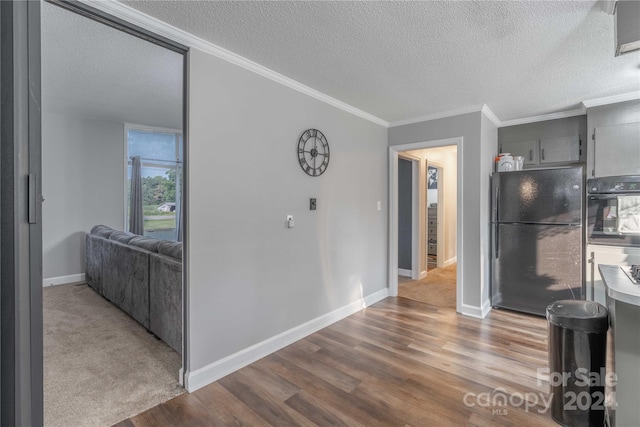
[125,124,182,241]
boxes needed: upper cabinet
[499,135,581,166]
[498,115,587,169]
[540,136,581,164]
[592,122,640,177]
[586,99,640,178]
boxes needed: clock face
[297,129,330,177]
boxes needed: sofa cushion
[157,241,183,260]
[129,236,161,253]
[109,231,137,244]
[91,224,116,238]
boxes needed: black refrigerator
[491,167,584,316]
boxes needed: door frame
[388,137,463,315]
[397,153,421,280]
[1,0,43,424]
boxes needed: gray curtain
[129,156,144,235]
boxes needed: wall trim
[582,91,640,108]
[184,288,389,393]
[79,0,389,128]
[397,268,412,277]
[42,273,86,287]
[443,256,457,268]
[480,105,501,128]
[459,299,492,319]
[499,107,587,128]
[389,104,486,128]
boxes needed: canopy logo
[462,388,553,415]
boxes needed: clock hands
[300,150,327,157]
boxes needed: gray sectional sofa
[85,225,182,354]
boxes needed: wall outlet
[286,215,294,228]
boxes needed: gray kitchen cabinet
[500,135,581,166]
[593,122,640,177]
[540,135,580,164]
[499,139,538,165]
[500,136,581,166]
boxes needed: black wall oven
[587,176,640,247]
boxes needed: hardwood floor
[117,298,556,426]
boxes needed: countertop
[598,264,640,307]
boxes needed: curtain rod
[129,156,182,164]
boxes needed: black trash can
[546,300,608,427]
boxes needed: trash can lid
[546,300,609,333]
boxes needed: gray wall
[42,112,124,280]
[188,48,388,370]
[398,158,412,270]
[389,111,496,311]
[499,115,587,164]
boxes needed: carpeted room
[40,2,186,425]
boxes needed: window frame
[123,122,183,233]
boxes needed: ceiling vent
[615,1,640,56]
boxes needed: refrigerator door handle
[494,186,499,223]
[495,225,499,258]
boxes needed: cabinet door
[594,122,640,177]
[540,135,580,164]
[500,140,538,165]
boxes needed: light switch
[377,201,382,211]
[310,198,317,210]
[286,215,294,228]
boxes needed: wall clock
[297,129,330,177]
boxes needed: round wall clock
[297,129,330,177]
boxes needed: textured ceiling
[42,1,183,129]
[118,0,640,124]
[43,1,640,127]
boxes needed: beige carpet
[398,263,457,309]
[43,283,184,427]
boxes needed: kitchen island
[598,264,640,427]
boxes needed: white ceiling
[118,0,640,124]
[43,1,640,128]
[41,1,183,129]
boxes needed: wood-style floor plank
[121,297,557,426]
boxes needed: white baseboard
[443,256,457,267]
[397,268,412,277]
[459,298,492,319]
[418,270,428,280]
[42,273,86,287]
[184,287,389,393]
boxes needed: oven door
[588,194,640,246]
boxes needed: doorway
[389,138,463,313]
[39,1,189,425]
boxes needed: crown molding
[388,104,487,128]
[79,0,389,128]
[498,107,587,128]
[480,104,501,127]
[581,91,640,108]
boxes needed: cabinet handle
[541,148,545,161]
[529,149,533,161]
